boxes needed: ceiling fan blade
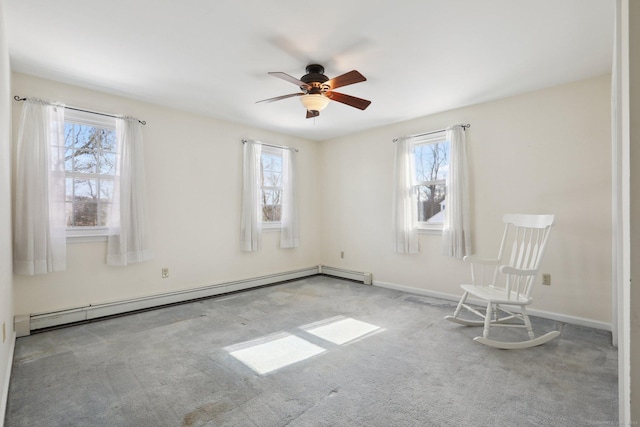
[325,70,366,90]
[326,91,371,110]
[306,110,320,119]
[268,72,310,89]
[256,93,303,104]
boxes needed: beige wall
[319,75,612,325]
[10,73,613,329]
[11,73,322,315]
[0,0,14,419]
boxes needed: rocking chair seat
[460,284,532,306]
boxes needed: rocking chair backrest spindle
[496,214,554,300]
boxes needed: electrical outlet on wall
[542,274,551,286]
[162,268,169,278]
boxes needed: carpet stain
[182,401,232,426]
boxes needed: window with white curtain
[63,109,117,238]
[412,131,449,232]
[240,140,299,251]
[392,124,469,256]
[14,98,152,272]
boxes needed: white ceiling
[4,0,614,141]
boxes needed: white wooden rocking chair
[444,214,560,349]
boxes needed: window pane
[99,152,116,175]
[98,203,111,227]
[99,129,117,152]
[99,180,113,201]
[65,202,74,227]
[262,204,282,222]
[72,151,98,174]
[73,202,98,226]
[64,147,74,171]
[263,171,282,187]
[65,178,74,201]
[262,153,282,172]
[262,189,281,206]
[74,178,98,200]
[261,188,282,222]
[414,141,449,183]
[64,123,85,148]
[416,184,446,223]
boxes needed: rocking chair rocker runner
[444,214,560,349]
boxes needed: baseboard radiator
[319,265,372,285]
[15,266,322,336]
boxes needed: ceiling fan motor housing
[301,64,329,93]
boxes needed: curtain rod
[392,123,470,142]
[13,96,146,125]
[242,139,299,152]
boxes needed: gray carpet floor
[5,276,617,426]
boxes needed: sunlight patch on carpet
[301,316,383,345]
[226,332,326,374]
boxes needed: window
[260,146,283,226]
[412,132,450,230]
[62,110,117,237]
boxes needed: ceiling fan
[257,64,371,118]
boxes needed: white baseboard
[20,266,320,334]
[16,269,610,335]
[373,280,612,332]
[1,331,16,427]
[319,265,372,284]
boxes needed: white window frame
[412,131,449,234]
[63,109,117,242]
[260,146,283,230]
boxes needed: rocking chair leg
[483,302,493,338]
[452,292,469,318]
[521,306,536,340]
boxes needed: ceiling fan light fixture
[300,94,330,112]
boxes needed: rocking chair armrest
[499,265,538,276]
[463,255,500,265]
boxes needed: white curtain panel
[280,148,300,248]
[442,125,471,258]
[240,141,262,251]
[13,99,67,275]
[107,117,153,266]
[392,136,419,254]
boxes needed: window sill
[66,227,109,243]
[262,222,282,232]
[416,227,443,235]
[67,234,108,244]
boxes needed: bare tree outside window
[414,140,449,223]
[63,121,117,227]
[260,151,282,222]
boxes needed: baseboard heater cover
[372,280,612,332]
[18,266,320,335]
[319,265,372,285]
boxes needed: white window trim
[63,109,117,241]
[412,131,448,233]
[66,227,109,243]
